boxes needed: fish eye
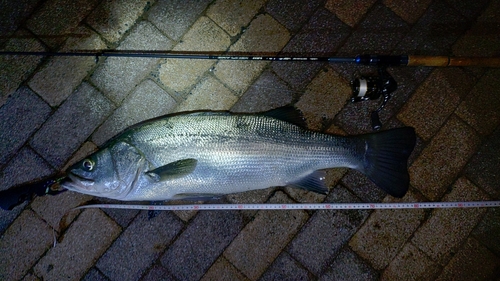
[82,159,95,171]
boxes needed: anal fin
[289,170,328,195]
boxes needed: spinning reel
[351,68,397,130]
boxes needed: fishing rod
[3,50,500,129]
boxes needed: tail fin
[360,127,416,198]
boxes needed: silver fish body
[62,108,416,200]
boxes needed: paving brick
[472,207,500,257]
[452,0,500,56]
[148,0,213,41]
[295,67,351,131]
[207,0,267,36]
[33,209,121,280]
[201,256,248,281]
[230,70,293,113]
[97,211,183,281]
[382,242,441,281]
[86,0,152,43]
[225,188,275,221]
[25,0,100,48]
[224,191,309,280]
[92,79,177,146]
[409,116,480,200]
[444,0,490,20]
[436,238,500,281]
[341,170,387,202]
[0,210,54,281]
[29,26,107,107]
[0,29,45,106]
[383,0,432,24]
[141,265,177,281]
[30,82,114,169]
[213,14,290,95]
[325,0,377,27]
[394,0,468,54]
[159,16,231,93]
[271,8,350,92]
[338,3,409,54]
[465,125,500,198]
[319,247,379,281]
[411,177,489,266]
[397,68,474,140]
[174,75,238,112]
[288,186,370,276]
[456,69,500,136]
[91,21,174,104]
[259,251,310,281]
[0,87,51,166]
[81,268,110,281]
[349,190,426,270]
[161,210,244,281]
[266,0,323,32]
[0,0,40,43]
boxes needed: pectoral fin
[147,158,198,182]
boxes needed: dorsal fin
[261,106,306,127]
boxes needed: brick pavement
[1,0,499,280]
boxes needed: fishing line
[73,201,500,211]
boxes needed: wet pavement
[1,0,500,280]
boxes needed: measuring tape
[74,201,500,211]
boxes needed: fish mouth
[60,173,95,191]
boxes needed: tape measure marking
[73,201,500,211]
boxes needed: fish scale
[61,108,416,200]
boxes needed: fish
[60,107,416,201]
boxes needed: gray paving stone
[25,0,100,48]
[394,0,468,54]
[206,0,267,36]
[465,125,500,199]
[213,14,290,95]
[382,242,442,281]
[230,70,293,113]
[97,211,183,281]
[325,0,376,27]
[91,21,174,104]
[0,0,40,42]
[224,191,309,280]
[383,0,433,24]
[341,170,387,202]
[148,0,213,40]
[271,8,350,92]
[266,0,323,32]
[201,256,248,281]
[295,67,351,131]
[0,86,51,166]
[436,238,500,281]
[444,0,490,20]
[288,186,370,276]
[33,209,121,280]
[28,26,107,107]
[472,207,500,257]
[409,116,480,200]
[82,268,110,281]
[0,29,45,106]
[161,210,244,281]
[398,68,474,140]
[92,79,177,146]
[411,177,489,266]
[30,82,114,169]
[338,3,409,54]
[456,69,500,136]
[86,0,152,43]
[259,251,311,281]
[141,265,177,281]
[0,210,54,281]
[319,247,379,281]
[174,75,238,112]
